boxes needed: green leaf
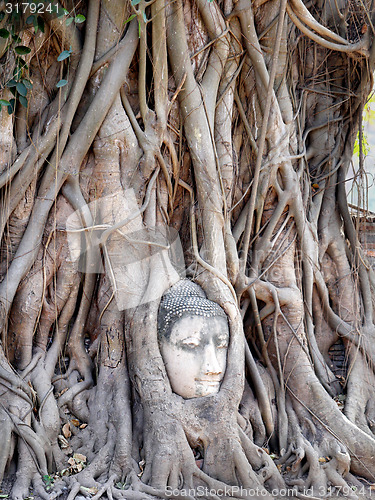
[16,82,27,97]
[131,0,142,5]
[6,79,17,88]
[57,49,71,62]
[56,79,68,88]
[26,15,35,24]
[33,15,39,32]
[19,95,28,108]
[75,14,86,23]
[124,14,136,24]
[143,12,147,22]
[17,57,27,67]
[15,46,31,55]
[56,6,67,18]
[7,98,16,114]
[353,126,370,158]
[42,475,54,487]
[0,28,10,38]
[37,17,45,33]
[22,79,33,89]
[0,99,11,106]
[65,17,74,26]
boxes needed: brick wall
[354,215,375,266]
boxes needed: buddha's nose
[203,343,221,375]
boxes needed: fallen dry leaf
[62,423,71,438]
[73,453,86,463]
[58,435,68,446]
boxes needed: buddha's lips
[195,379,221,384]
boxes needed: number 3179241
[5,3,56,14]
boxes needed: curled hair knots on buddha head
[157,279,228,341]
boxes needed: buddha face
[159,315,229,399]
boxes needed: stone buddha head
[158,280,229,399]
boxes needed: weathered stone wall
[356,215,375,266]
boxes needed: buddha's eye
[181,338,200,349]
[216,338,228,348]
